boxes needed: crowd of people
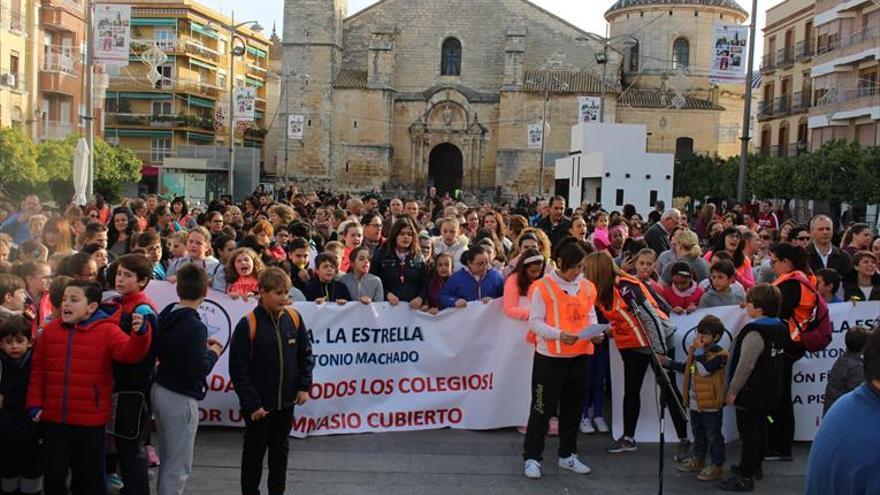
[0,188,877,494]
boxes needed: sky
[203,0,786,66]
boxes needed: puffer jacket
[370,250,429,302]
[26,307,151,427]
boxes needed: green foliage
[0,127,42,193]
[93,139,142,201]
[674,140,880,207]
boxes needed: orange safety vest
[601,273,669,350]
[773,270,817,342]
[531,277,597,357]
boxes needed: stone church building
[271,0,750,196]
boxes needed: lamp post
[219,12,263,200]
[527,74,568,197]
[581,34,638,123]
[737,0,759,203]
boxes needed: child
[661,262,703,314]
[339,246,384,304]
[427,253,453,313]
[225,248,265,299]
[27,280,151,495]
[168,231,189,260]
[132,231,167,281]
[633,248,664,296]
[303,253,351,304]
[339,220,363,273]
[590,212,611,252]
[670,315,729,481]
[107,254,160,495]
[12,260,52,330]
[323,241,345,269]
[0,315,41,495]
[816,268,842,304]
[823,326,868,414]
[699,260,746,308]
[431,218,468,270]
[698,251,745,294]
[228,268,314,495]
[166,228,219,283]
[281,237,312,293]
[721,284,789,491]
[152,264,222,495]
[0,273,27,327]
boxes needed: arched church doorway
[428,143,463,195]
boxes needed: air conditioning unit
[3,73,16,88]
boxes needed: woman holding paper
[522,237,606,480]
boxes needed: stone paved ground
[175,427,808,494]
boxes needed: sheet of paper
[578,324,610,340]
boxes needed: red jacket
[26,307,151,427]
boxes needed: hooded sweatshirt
[154,303,219,400]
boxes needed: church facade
[273,0,749,196]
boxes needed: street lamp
[212,13,263,200]
[579,35,638,123]
[526,74,568,196]
[279,69,310,187]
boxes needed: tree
[92,138,142,201]
[0,127,41,195]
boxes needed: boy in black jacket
[0,315,41,495]
[303,253,350,304]
[229,267,314,495]
[152,264,222,495]
[721,284,788,492]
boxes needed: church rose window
[441,38,462,76]
[673,37,690,70]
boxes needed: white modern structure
[555,123,674,215]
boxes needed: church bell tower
[281,0,347,179]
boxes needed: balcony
[817,26,880,57]
[184,40,219,63]
[792,91,811,113]
[105,112,215,131]
[816,88,880,106]
[758,100,774,119]
[38,121,75,141]
[795,40,814,62]
[40,70,79,96]
[42,52,77,75]
[773,94,792,116]
[131,38,182,54]
[760,53,776,73]
[40,4,84,32]
[776,47,795,69]
[789,142,808,157]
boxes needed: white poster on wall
[184,173,207,205]
[527,123,543,149]
[578,96,601,123]
[710,23,749,84]
[93,4,132,66]
[287,114,305,140]
[233,87,256,122]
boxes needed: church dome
[606,0,748,17]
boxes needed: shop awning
[132,18,178,27]
[189,58,217,71]
[186,132,214,143]
[245,76,264,88]
[106,128,174,138]
[187,95,215,109]
[190,22,219,40]
[106,91,173,100]
[246,46,267,58]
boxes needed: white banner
[527,123,543,149]
[145,282,533,437]
[710,23,749,84]
[234,87,256,122]
[578,96,601,124]
[94,4,132,66]
[610,302,880,443]
[287,114,304,140]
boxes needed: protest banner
[146,282,876,440]
[609,302,880,442]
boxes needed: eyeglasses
[795,236,810,241]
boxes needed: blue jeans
[583,340,609,418]
[690,409,725,466]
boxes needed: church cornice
[396,84,501,103]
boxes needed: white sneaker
[579,416,596,434]
[593,417,610,433]
[559,454,592,475]
[524,459,542,479]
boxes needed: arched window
[675,137,694,159]
[441,38,462,76]
[629,43,640,72]
[672,37,690,69]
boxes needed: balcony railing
[131,38,181,53]
[774,94,792,115]
[789,142,809,157]
[38,121,74,141]
[817,26,880,56]
[758,100,774,118]
[792,91,811,112]
[777,47,795,68]
[795,40,814,61]
[857,84,877,98]
[106,112,215,130]
[760,53,776,72]
[816,88,880,106]
[184,40,219,62]
[43,52,77,74]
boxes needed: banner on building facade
[144,282,874,440]
[578,96,601,123]
[287,114,305,140]
[610,302,880,443]
[527,123,543,149]
[93,4,132,66]
[710,23,749,84]
[233,87,256,122]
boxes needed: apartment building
[809,0,879,148]
[37,0,87,141]
[102,0,271,193]
[0,0,39,134]
[757,0,816,158]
